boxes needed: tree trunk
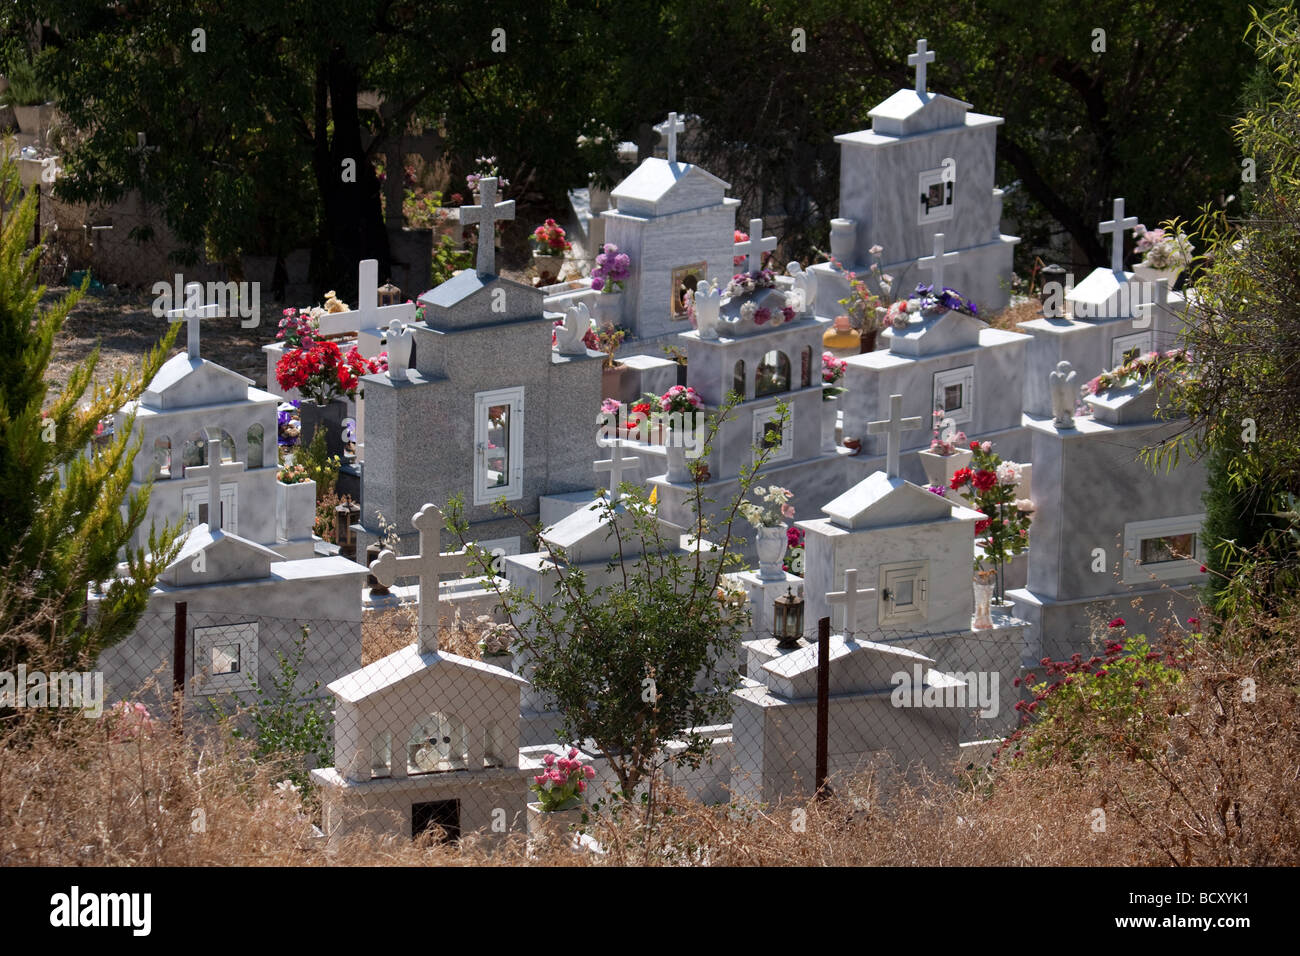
[310,49,391,302]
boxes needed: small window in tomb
[732,360,746,400]
[181,434,206,472]
[671,262,707,320]
[879,560,929,628]
[755,350,791,398]
[473,387,525,505]
[1140,533,1196,566]
[246,424,264,468]
[483,724,508,768]
[943,383,963,412]
[371,732,393,779]
[917,168,955,225]
[800,346,813,388]
[153,436,172,479]
[412,799,461,844]
[216,430,236,462]
[210,642,240,675]
[752,405,793,463]
[408,712,470,775]
[932,366,974,425]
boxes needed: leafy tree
[0,150,182,671]
[446,396,787,801]
[1152,4,1300,615]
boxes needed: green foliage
[297,425,340,502]
[227,626,333,791]
[0,149,182,672]
[1,55,50,107]
[446,395,783,801]
[1010,636,1184,769]
[430,233,473,286]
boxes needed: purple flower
[914,283,933,297]
[591,276,605,291]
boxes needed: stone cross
[368,503,470,653]
[908,38,936,95]
[595,439,641,496]
[918,232,959,292]
[867,393,923,479]
[131,132,158,175]
[827,568,876,640]
[734,218,777,274]
[460,176,515,275]
[655,111,686,164]
[166,282,221,360]
[353,258,416,332]
[1099,197,1139,274]
[188,438,243,531]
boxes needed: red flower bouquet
[276,340,385,405]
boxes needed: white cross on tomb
[867,393,923,479]
[368,503,470,653]
[918,232,959,292]
[595,438,641,496]
[733,218,777,274]
[655,111,686,164]
[460,176,516,275]
[1099,197,1139,274]
[827,567,876,640]
[166,282,221,360]
[908,38,936,95]
[188,437,243,531]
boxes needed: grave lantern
[773,586,804,649]
[335,501,360,558]
[1038,264,1066,313]
[378,281,401,307]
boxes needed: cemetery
[2,4,1298,877]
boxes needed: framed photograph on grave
[917,168,955,225]
[1111,331,1154,368]
[1123,514,1206,584]
[670,262,708,321]
[182,482,239,533]
[878,560,929,628]
[473,386,525,505]
[193,622,258,694]
[932,365,974,425]
[752,405,793,463]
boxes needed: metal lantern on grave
[378,281,401,307]
[773,586,805,649]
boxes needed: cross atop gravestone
[354,258,415,330]
[908,38,936,95]
[368,503,470,653]
[1099,197,1139,274]
[460,176,515,275]
[188,437,243,531]
[827,567,876,640]
[166,282,221,360]
[734,218,778,274]
[131,132,158,175]
[654,111,686,164]
[867,393,923,479]
[919,232,959,291]
[595,438,641,496]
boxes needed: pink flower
[578,779,587,792]
[543,753,555,767]
[568,747,579,759]
[980,441,992,454]
[584,765,596,779]
[1108,617,1125,628]
[781,503,795,519]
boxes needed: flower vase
[298,398,347,462]
[1131,263,1180,289]
[602,361,637,403]
[821,395,840,453]
[859,328,878,354]
[665,441,690,483]
[972,577,995,630]
[593,290,623,327]
[918,448,973,487]
[533,253,565,282]
[829,218,857,266]
[526,802,584,851]
[757,525,788,581]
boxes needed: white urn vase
[829,218,857,266]
[918,447,973,488]
[757,524,788,580]
[821,396,840,453]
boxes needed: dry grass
[361,606,490,664]
[986,296,1043,332]
[3,607,1297,866]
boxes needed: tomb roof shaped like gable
[1066,266,1140,321]
[867,89,973,137]
[611,157,730,218]
[761,636,943,699]
[540,496,656,563]
[418,270,544,330]
[822,472,970,531]
[141,353,254,410]
[326,642,526,706]
[884,308,985,357]
[158,525,280,588]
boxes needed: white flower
[996,462,1021,486]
